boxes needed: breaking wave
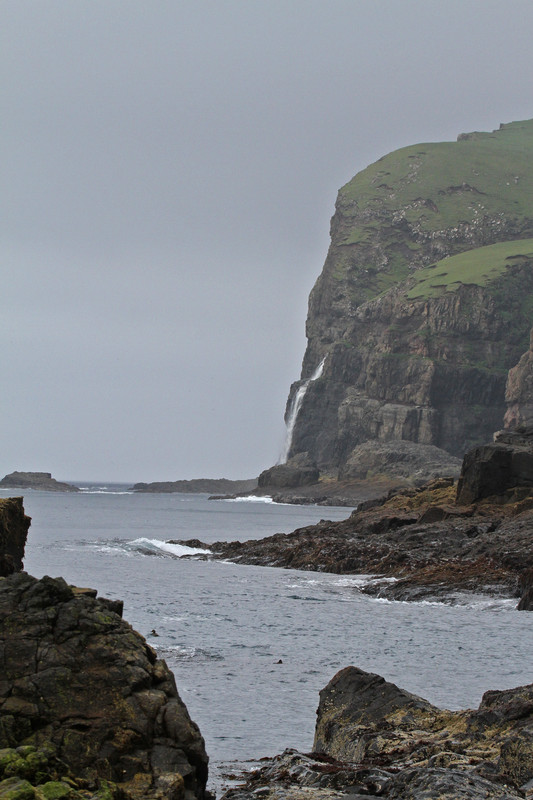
[123,537,210,558]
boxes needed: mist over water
[9,487,533,791]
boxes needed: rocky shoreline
[222,667,533,800]
[176,428,533,609]
[2,467,533,799]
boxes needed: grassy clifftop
[322,119,533,304]
[339,119,533,234]
[406,238,533,299]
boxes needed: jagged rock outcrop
[222,667,533,800]
[505,327,533,429]
[0,502,208,799]
[283,120,533,479]
[0,497,31,576]
[0,472,79,492]
[258,454,319,489]
[456,426,533,504]
[314,667,533,789]
[0,572,208,800]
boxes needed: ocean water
[3,486,533,790]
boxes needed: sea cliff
[278,120,533,484]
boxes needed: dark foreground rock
[0,497,31,576]
[0,496,209,800]
[222,667,533,800]
[0,471,80,492]
[0,571,208,800]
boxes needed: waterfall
[279,357,326,464]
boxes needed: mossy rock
[33,783,79,800]
[0,777,36,800]
[0,748,54,785]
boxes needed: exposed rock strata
[282,120,533,479]
[258,454,320,489]
[222,667,533,800]
[338,440,461,483]
[0,471,79,492]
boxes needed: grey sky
[2,0,533,482]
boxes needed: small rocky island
[0,471,80,492]
[131,478,257,494]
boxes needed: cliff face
[286,120,533,473]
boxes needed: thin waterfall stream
[279,357,326,463]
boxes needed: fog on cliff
[2,0,533,482]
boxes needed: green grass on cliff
[406,238,533,299]
[338,120,533,234]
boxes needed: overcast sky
[2,1,533,482]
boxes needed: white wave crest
[79,489,133,495]
[126,537,210,558]
[224,495,275,504]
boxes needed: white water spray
[279,357,326,464]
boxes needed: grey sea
[4,485,533,792]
